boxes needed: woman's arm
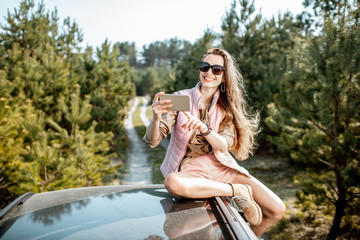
[144,92,173,147]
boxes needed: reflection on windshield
[27,188,169,227]
[161,197,224,240]
[30,199,90,226]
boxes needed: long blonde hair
[201,48,260,160]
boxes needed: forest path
[123,97,152,185]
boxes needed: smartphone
[159,94,191,111]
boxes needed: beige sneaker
[229,183,262,226]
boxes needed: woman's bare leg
[164,172,285,238]
[164,172,233,198]
[231,173,286,238]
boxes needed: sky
[0,0,305,50]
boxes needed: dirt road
[123,97,152,184]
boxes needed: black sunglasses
[199,62,225,75]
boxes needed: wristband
[202,124,212,136]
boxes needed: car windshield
[0,187,225,239]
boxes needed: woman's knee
[268,200,286,221]
[164,173,187,196]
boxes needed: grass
[145,99,153,121]
[240,154,297,200]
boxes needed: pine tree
[48,85,118,188]
[220,0,302,148]
[115,41,137,67]
[90,40,134,150]
[221,0,241,54]
[0,98,26,207]
[0,0,81,115]
[167,38,192,68]
[265,1,360,238]
[172,29,216,91]
[0,0,132,205]
[139,67,159,96]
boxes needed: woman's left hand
[181,112,208,134]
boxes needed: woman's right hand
[151,92,173,122]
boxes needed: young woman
[143,48,285,238]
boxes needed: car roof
[0,185,257,240]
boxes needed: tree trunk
[326,192,347,240]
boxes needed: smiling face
[199,54,224,90]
